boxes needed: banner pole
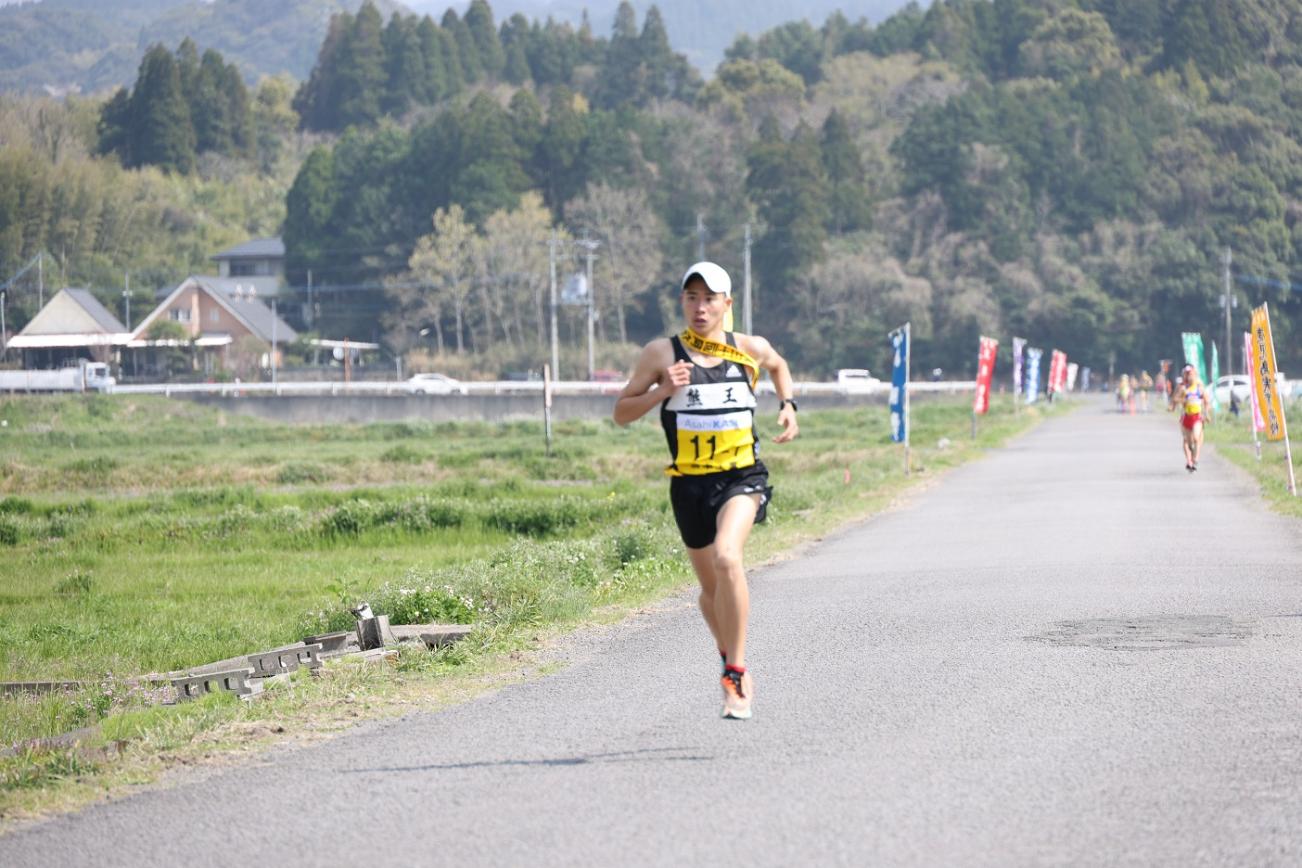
[904,322,911,477]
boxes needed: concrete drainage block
[247,643,324,678]
[171,667,261,701]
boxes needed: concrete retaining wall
[178,389,966,425]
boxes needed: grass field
[1205,399,1302,519]
[0,391,1056,811]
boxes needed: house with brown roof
[6,288,129,368]
[210,237,285,298]
[129,276,297,377]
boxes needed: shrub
[0,496,34,515]
[63,456,120,476]
[0,517,20,546]
[380,444,426,464]
[54,571,94,596]
[276,462,332,485]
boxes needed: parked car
[836,368,881,391]
[405,373,466,395]
[1213,375,1252,406]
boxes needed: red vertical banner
[973,335,999,415]
[1048,350,1068,395]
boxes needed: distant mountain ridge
[0,0,921,94]
[0,0,411,94]
[422,1,924,72]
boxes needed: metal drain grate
[1028,615,1252,651]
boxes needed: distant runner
[613,261,799,720]
[1172,365,1207,472]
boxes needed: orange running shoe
[720,668,753,720]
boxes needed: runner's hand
[665,360,693,389]
[773,404,799,443]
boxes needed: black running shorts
[669,462,772,550]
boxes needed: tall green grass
[0,393,1055,772]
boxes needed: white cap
[681,261,731,297]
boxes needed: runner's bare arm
[739,334,799,443]
[613,339,690,426]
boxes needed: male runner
[1171,365,1207,472]
[613,261,798,720]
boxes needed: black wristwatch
[778,398,798,412]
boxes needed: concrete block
[302,631,354,657]
[171,667,261,701]
[419,625,473,650]
[247,643,323,678]
[356,615,395,651]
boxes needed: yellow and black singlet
[661,332,758,477]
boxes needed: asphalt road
[5,399,1302,866]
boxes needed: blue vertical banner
[1025,347,1043,403]
[889,324,909,443]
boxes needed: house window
[230,261,272,277]
[169,308,191,323]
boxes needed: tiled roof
[198,278,297,344]
[211,237,285,260]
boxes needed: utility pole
[695,213,707,261]
[548,232,559,379]
[307,269,314,328]
[37,252,43,309]
[1222,247,1233,387]
[743,222,753,334]
[123,271,131,331]
[271,299,278,388]
[576,234,600,380]
[1,290,6,361]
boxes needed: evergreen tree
[509,88,543,157]
[596,2,644,107]
[464,0,505,80]
[129,44,196,173]
[639,6,674,100]
[335,0,387,129]
[97,88,133,163]
[748,121,828,290]
[538,86,587,207]
[295,12,351,131]
[176,38,201,105]
[452,93,531,223]
[383,15,427,116]
[417,16,448,103]
[443,10,483,84]
[819,110,869,234]
[192,49,234,155]
[284,146,337,284]
[505,40,531,84]
[438,23,466,95]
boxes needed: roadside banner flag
[1248,303,1296,495]
[1025,347,1043,403]
[973,335,998,415]
[889,323,909,444]
[1047,350,1067,396]
[1209,342,1221,411]
[1181,332,1207,385]
[1082,366,1092,391]
[1243,331,1265,433]
[1066,362,1079,392]
[1012,337,1026,396]
[1249,305,1288,442]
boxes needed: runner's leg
[711,494,761,669]
[1182,427,1195,466]
[687,547,724,656]
[1192,421,1204,464]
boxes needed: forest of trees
[2,0,1300,379]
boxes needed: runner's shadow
[345,747,713,774]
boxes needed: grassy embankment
[1205,399,1302,519]
[0,392,1059,817]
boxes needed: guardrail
[108,380,978,398]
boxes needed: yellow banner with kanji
[1249,304,1288,442]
